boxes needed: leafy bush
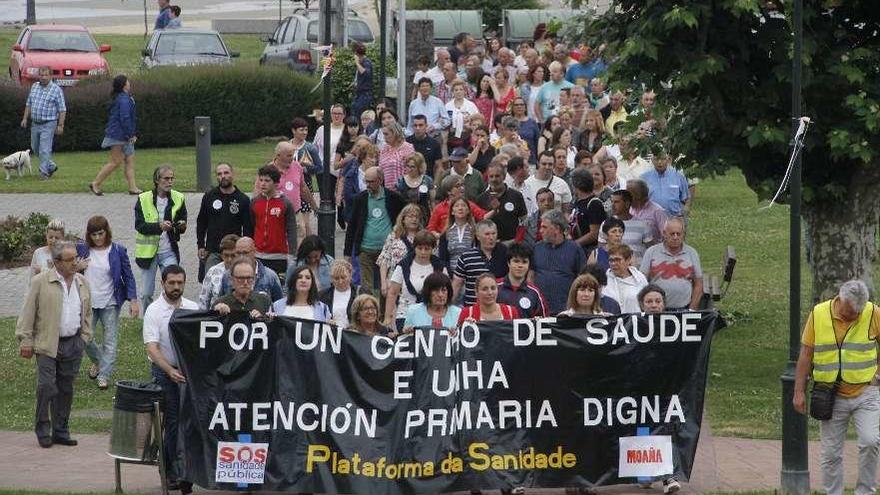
[0,212,73,262]
[0,65,321,152]
[0,216,26,262]
[21,212,51,247]
[330,44,397,113]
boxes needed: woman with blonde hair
[378,122,415,188]
[579,109,608,156]
[29,218,66,278]
[396,152,433,221]
[559,273,605,316]
[377,203,423,296]
[348,294,389,336]
[319,259,368,328]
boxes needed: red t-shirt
[457,304,520,325]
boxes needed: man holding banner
[794,280,880,495]
[143,265,199,492]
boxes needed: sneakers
[88,363,99,379]
[662,478,680,494]
[97,377,109,390]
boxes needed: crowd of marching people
[15,27,705,495]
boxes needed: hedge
[0,64,321,152]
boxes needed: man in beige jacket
[16,240,92,448]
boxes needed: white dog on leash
[2,150,32,180]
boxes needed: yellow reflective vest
[812,299,877,384]
[135,190,185,263]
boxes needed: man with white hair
[639,217,702,311]
[794,279,880,495]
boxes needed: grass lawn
[0,28,267,78]
[2,166,868,439]
[0,139,280,194]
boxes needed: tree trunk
[803,165,880,303]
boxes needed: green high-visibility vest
[812,299,877,384]
[135,190,184,261]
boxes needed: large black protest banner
[171,311,724,494]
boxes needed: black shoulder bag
[809,378,839,421]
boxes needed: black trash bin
[109,381,163,462]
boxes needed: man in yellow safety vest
[794,280,880,495]
[134,165,187,310]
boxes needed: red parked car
[9,24,111,87]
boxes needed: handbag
[809,380,839,421]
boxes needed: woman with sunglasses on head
[76,215,139,390]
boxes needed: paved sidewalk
[0,420,869,494]
[0,192,346,317]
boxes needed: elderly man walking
[20,66,67,179]
[794,280,880,495]
[16,240,92,448]
[640,217,702,311]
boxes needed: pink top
[474,95,496,129]
[378,141,415,189]
[279,162,305,212]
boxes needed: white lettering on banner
[216,441,269,484]
[618,436,673,478]
[583,395,685,426]
[208,401,378,438]
[393,360,510,399]
[198,321,269,350]
[584,314,703,346]
[513,318,558,346]
[404,400,557,439]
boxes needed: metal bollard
[195,116,212,192]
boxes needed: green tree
[565,0,880,301]
[405,0,540,37]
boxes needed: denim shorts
[101,137,135,156]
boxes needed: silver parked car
[142,29,239,68]
[259,12,374,74]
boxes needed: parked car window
[156,33,226,56]
[28,31,98,52]
[271,21,286,45]
[306,20,373,43]
[349,20,374,43]
[283,19,299,44]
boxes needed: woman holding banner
[458,273,519,324]
[347,294,390,336]
[401,272,461,333]
[272,265,331,322]
[559,273,605,316]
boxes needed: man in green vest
[134,165,187,311]
[794,280,880,495]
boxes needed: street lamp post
[780,0,808,493]
[317,0,336,254]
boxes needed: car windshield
[27,30,97,52]
[306,20,374,43]
[155,33,226,56]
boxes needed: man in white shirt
[17,240,91,448]
[525,150,572,213]
[143,264,198,490]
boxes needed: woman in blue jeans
[76,215,139,389]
